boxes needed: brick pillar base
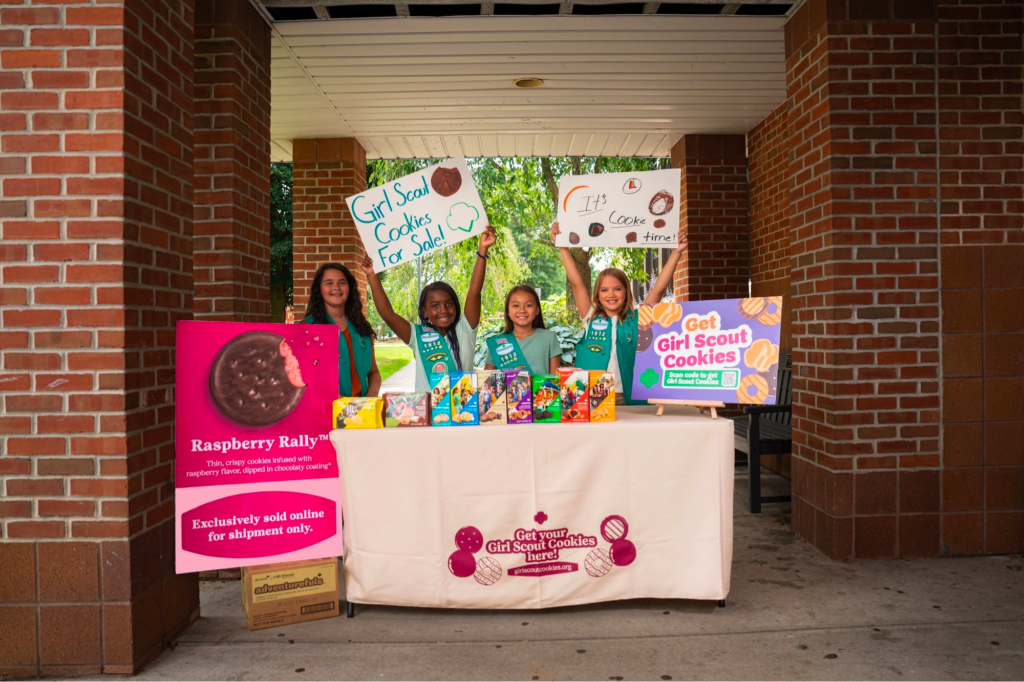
[0,1,197,675]
[670,135,750,302]
[291,138,368,314]
[192,0,272,321]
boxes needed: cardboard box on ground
[241,557,340,630]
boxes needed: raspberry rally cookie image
[738,297,768,320]
[648,190,674,216]
[743,338,779,373]
[736,373,770,404]
[430,166,462,197]
[757,296,783,326]
[208,331,305,426]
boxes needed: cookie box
[332,397,383,429]
[450,371,479,425]
[476,370,508,424]
[531,374,561,423]
[383,392,429,427]
[241,557,339,631]
[588,371,615,422]
[505,370,532,424]
[429,373,452,426]
[558,368,590,423]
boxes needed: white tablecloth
[331,405,733,609]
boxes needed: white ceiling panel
[268,15,786,159]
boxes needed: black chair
[731,352,792,513]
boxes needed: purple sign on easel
[631,297,784,406]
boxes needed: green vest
[484,334,528,370]
[305,315,373,397]
[574,311,642,405]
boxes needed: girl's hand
[550,221,561,243]
[479,224,497,254]
[360,255,376,277]
[675,230,689,255]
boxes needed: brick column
[936,0,1023,556]
[670,134,750,302]
[192,0,271,321]
[0,2,197,675]
[291,137,367,313]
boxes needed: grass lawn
[376,342,413,382]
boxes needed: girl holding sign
[303,262,382,398]
[361,225,497,392]
[482,285,561,375]
[550,221,688,404]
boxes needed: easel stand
[648,399,726,420]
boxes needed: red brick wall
[937,0,1024,555]
[192,0,271,321]
[747,103,792,352]
[0,1,197,674]
[291,137,368,313]
[783,0,1023,559]
[670,134,750,302]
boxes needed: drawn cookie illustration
[736,374,769,405]
[652,301,683,328]
[738,297,768,320]
[625,231,637,243]
[648,190,674,216]
[637,304,655,331]
[588,222,605,238]
[757,296,783,326]
[636,326,654,352]
[430,166,462,197]
[209,331,305,426]
[743,338,779,373]
[653,219,666,228]
[569,232,580,245]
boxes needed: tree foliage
[270,162,293,320]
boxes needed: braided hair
[304,263,376,340]
[418,282,463,370]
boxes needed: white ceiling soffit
[268,14,787,161]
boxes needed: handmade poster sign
[348,157,489,273]
[631,297,784,405]
[174,321,343,573]
[554,168,681,248]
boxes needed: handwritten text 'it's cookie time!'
[653,312,753,370]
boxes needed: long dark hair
[502,285,546,334]
[304,263,376,339]
[418,281,463,370]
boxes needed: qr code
[722,372,737,388]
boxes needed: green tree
[270,162,293,322]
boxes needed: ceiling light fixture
[513,77,545,89]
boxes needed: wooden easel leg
[710,407,717,419]
[656,405,664,417]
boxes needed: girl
[361,225,497,392]
[303,262,381,398]
[551,221,688,404]
[483,285,561,375]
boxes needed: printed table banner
[554,168,681,248]
[348,156,489,273]
[174,321,343,573]
[631,297,785,405]
[333,407,733,609]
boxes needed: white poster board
[347,157,489,273]
[555,168,681,248]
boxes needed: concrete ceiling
[259,1,791,160]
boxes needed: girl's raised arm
[644,229,689,306]
[360,255,412,344]
[551,221,592,320]
[463,224,496,329]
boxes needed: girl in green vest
[361,225,497,392]
[483,285,562,375]
[551,221,688,404]
[303,262,381,398]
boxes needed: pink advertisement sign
[174,321,343,573]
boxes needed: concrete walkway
[132,470,1023,681]
[379,355,415,393]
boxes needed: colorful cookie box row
[332,369,615,429]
